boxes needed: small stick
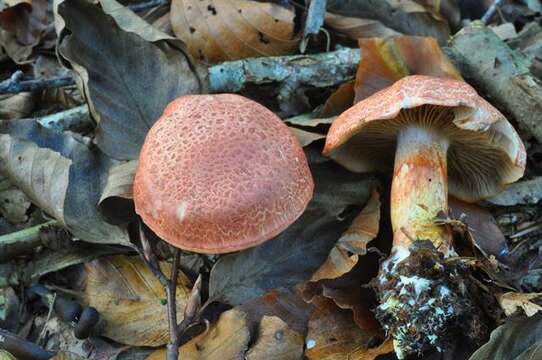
[481,0,506,25]
[166,249,181,360]
[0,71,74,95]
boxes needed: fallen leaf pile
[0,0,541,359]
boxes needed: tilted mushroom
[323,75,526,357]
[134,94,314,254]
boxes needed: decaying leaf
[178,308,251,359]
[469,314,542,360]
[98,159,137,223]
[209,160,378,306]
[325,13,400,40]
[0,119,130,245]
[98,0,176,42]
[289,127,326,147]
[327,0,450,44]
[312,191,380,281]
[238,287,313,335]
[354,36,462,102]
[318,80,355,117]
[84,255,192,346]
[0,0,48,63]
[304,297,381,360]
[0,93,35,119]
[246,316,304,360]
[0,187,31,223]
[171,0,297,63]
[498,292,542,317]
[57,0,202,160]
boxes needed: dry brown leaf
[311,191,380,281]
[0,0,48,63]
[349,339,394,360]
[498,292,542,317]
[0,93,35,119]
[354,36,461,103]
[171,0,298,63]
[245,316,304,360]
[98,160,137,223]
[179,308,251,359]
[325,13,400,41]
[304,297,380,360]
[289,127,326,147]
[319,80,355,118]
[84,255,192,346]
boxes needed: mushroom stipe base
[375,241,486,359]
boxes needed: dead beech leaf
[98,160,137,224]
[238,287,314,335]
[85,255,192,347]
[327,0,450,44]
[171,0,298,63]
[350,339,394,360]
[209,161,378,306]
[469,314,542,360]
[0,120,130,245]
[354,36,461,103]
[498,292,542,317]
[319,80,355,118]
[305,297,380,360]
[448,197,508,259]
[289,127,326,147]
[324,13,400,41]
[246,316,303,360]
[98,0,177,42]
[57,0,202,160]
[0,93,35,119]
[0,0,48,63]
[179,308,250,359]
[311,191,380,281]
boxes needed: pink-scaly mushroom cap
[323,75,526,202]
[134,94,314,253]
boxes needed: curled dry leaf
[311,191,380,281]
[0,119,130,245]
[318,80,355,118]
[246,316,304,360]
[304,297,381,360]
[208,161,378,306]
[171,0,297,64]
[84,255,192,346]
[98,160,137,224]
[498,292,542,317]
[57,0,202,160]
[324,13,400,41]
[469,314,542,360]
[354,36,461,103]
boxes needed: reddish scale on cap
[134,94,313,253]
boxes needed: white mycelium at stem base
[391,126,451,255]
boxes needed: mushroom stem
[391,126,451,252]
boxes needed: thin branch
[166,249,181,360]
[481,0,506,25]
[0,70,74,95]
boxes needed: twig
[481,0,506,25]
[166,249,181,360]
[299,0,327,53]
[0,70,74,95]
[0,220,59,262]
[37,105,92,133]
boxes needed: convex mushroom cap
[323,75,526,202]
[134,94,314,253]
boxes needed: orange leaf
[171,0,298,63]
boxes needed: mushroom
[323,75,526,357]
[134,93,314,254]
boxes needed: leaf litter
[0,0,541,359]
